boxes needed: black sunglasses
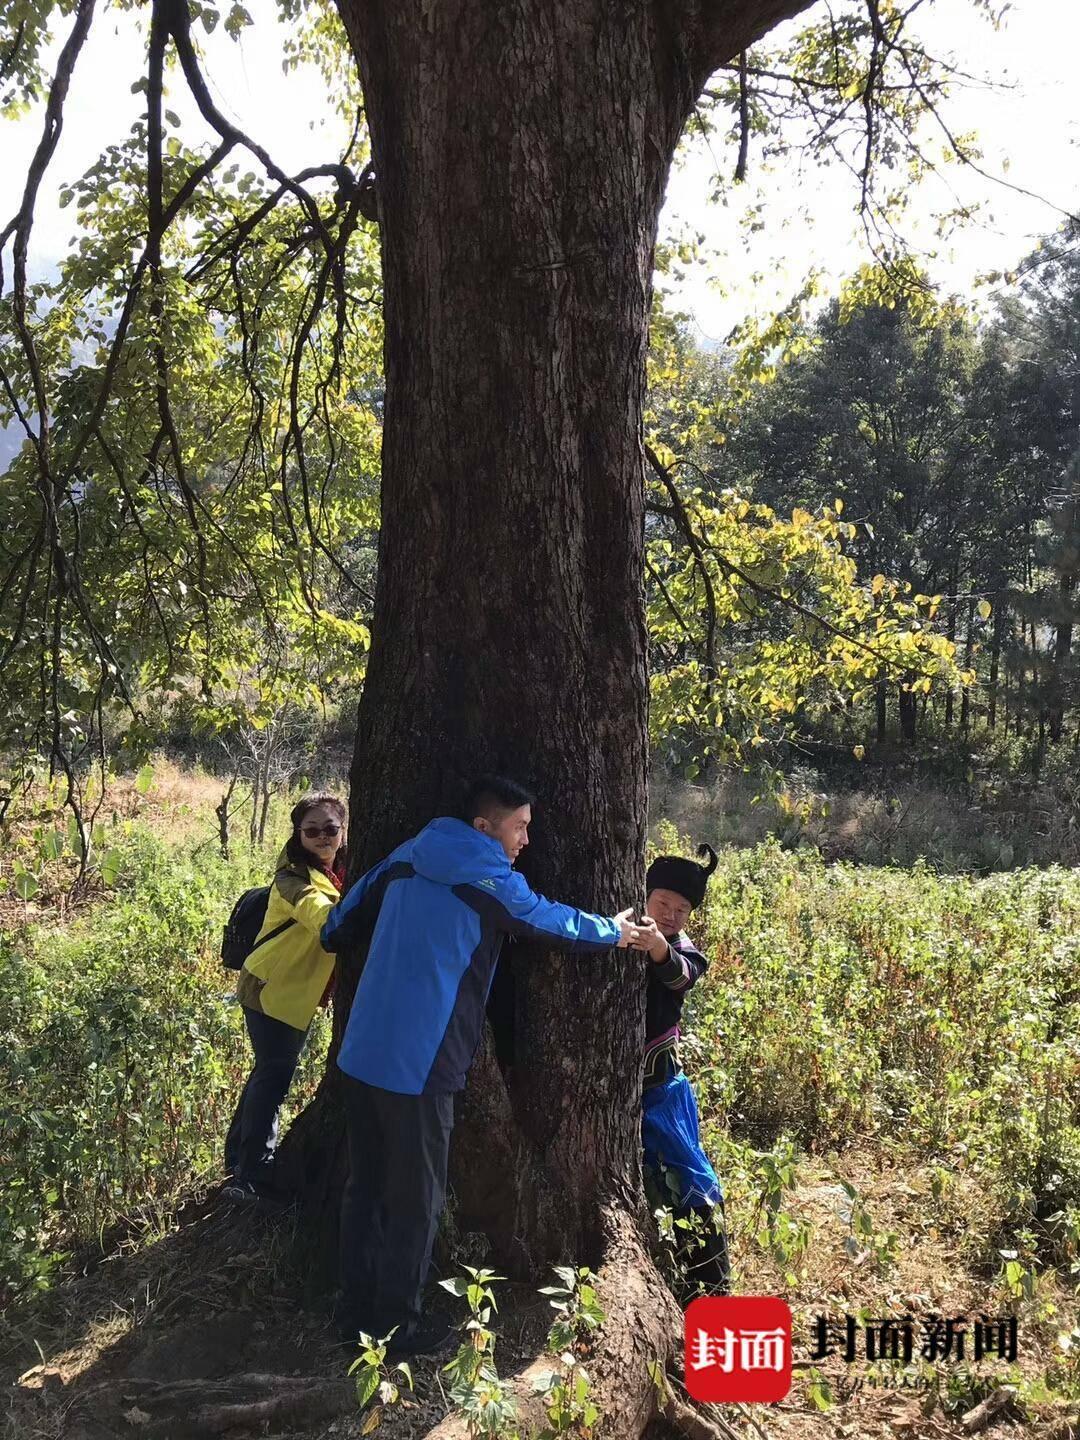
[301,823,342,839]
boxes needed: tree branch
[646,445,940,684]
[689,0,818,93]
[645,445,719,688]
[734,51,750,183]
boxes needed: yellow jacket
[235,849,340,1031]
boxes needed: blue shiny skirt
[642,1071,722,1208]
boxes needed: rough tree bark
[285,2,816,1433]
[898,682,917,745]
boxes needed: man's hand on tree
[614,908,647,948]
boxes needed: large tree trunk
[285,0,816,1432]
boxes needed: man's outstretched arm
[465,869,642,951]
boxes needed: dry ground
[4,1147,1073,1440]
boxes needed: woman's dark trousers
[224,1006,307,1185]
[677,1199,732,1295]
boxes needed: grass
[669,830,1080,1428]
[651,750,1080,872]
[2,768,1080,1437]
[0,776,331,1314]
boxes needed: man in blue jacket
[322,775,642,1356]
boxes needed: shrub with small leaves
[440,1267,519,1439]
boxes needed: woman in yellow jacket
[223,793,347,1203]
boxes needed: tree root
[961,1385,1019,1434]
[661,1392,741,1440]
[69,1207,729,1440]
[425,1202,688,1440]
[101,1372,354,1437]
[587,1202,685,1440]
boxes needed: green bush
[684,841,1080,1252]
[0,826,328,1307]
[6,817,1079,1311]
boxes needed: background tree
[0,6,380,849]
[727,270,990,744]
[984,229,1080,755]
[643,285,964,775]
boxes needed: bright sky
[664,0,1080,340]
[2,0,1079,348]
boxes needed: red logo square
[684,1296,793,1403]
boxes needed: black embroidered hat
[644,843,718,910]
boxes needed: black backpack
[221,886,295,970]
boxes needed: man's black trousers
[339,1074,454,1339]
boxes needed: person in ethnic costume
[635,842,730,1294]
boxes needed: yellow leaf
[853,745,865,761]
[977,599,992,621]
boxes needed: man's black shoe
[384,1318,455,1359]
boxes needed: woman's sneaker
[221,1177,291,1208]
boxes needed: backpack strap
[248,916,296,953]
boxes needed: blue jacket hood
[410,816,511,886]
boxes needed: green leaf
[354,1367,379,1408]
[100,849,124,887]
[135,765,155,795]
[225,3,253,37]
[15,871,39,901]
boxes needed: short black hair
[463,773,535,824]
